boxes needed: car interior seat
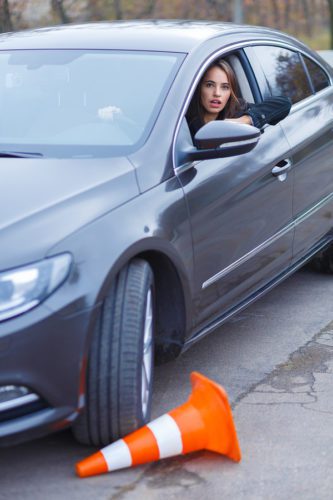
[225,54,254,103]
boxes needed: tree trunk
[206,0,231,21]
[301,0,312,37]
[328,0,333,48]
[271,0,280,29]
[113,0,123,20]
[258,0,268,27]
[87,0,104,21]
[233,0,244,24]
[51,0,70,24]
[284,0,291,31]
[0,0,13,33]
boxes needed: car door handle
[271,159,292,176]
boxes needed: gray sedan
[1,20,333,447]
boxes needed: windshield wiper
[0,150,43,158]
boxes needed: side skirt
[183,235,333,352]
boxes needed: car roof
[0,19,298,53]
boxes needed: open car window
[185,50,259,143]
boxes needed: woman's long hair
[187,59,246,129]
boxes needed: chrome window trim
[172,38,333,172]
[202,189,333,289]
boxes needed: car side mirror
[179,120,260,164]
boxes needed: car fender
[45,175,194,336]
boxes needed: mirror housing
[180,120,260,164]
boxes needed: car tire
[310,246,333,273]
[72,258,155,446]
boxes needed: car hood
[0,157,139,269]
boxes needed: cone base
[189,372,241,462]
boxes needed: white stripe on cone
[102,439,132,471]
[147,414,183,458]
[99,414,183,472]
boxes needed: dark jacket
[188,96,292,138]
[244,96,292,129]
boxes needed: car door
[175,51,294,336]
[248,44,333,265]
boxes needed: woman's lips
[209,100,222,108]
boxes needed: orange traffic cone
[76,371,241,478]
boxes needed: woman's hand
[225,115,253,125]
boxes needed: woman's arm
[225,115,253,125]
[244,96,292,129]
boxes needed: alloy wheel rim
[141,288,153,418]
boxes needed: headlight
[0,253,72,322]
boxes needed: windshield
[0,49,183,158]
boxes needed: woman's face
[200,66,231,122]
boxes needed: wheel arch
[138,249,188,363]
[93,245,191,364]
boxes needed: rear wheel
[310,246,333,273]
[73,258,155,446]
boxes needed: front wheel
[73,259,155,446]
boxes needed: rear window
[253,45,312,104]
[0,50,184,158]
[303,56,330,93]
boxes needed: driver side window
[185,52,253,141]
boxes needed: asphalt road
[1,267,333,499]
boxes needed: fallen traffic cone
[76,371,241,477]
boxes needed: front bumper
[0,301,97,446]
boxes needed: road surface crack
[233,320,333,411]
